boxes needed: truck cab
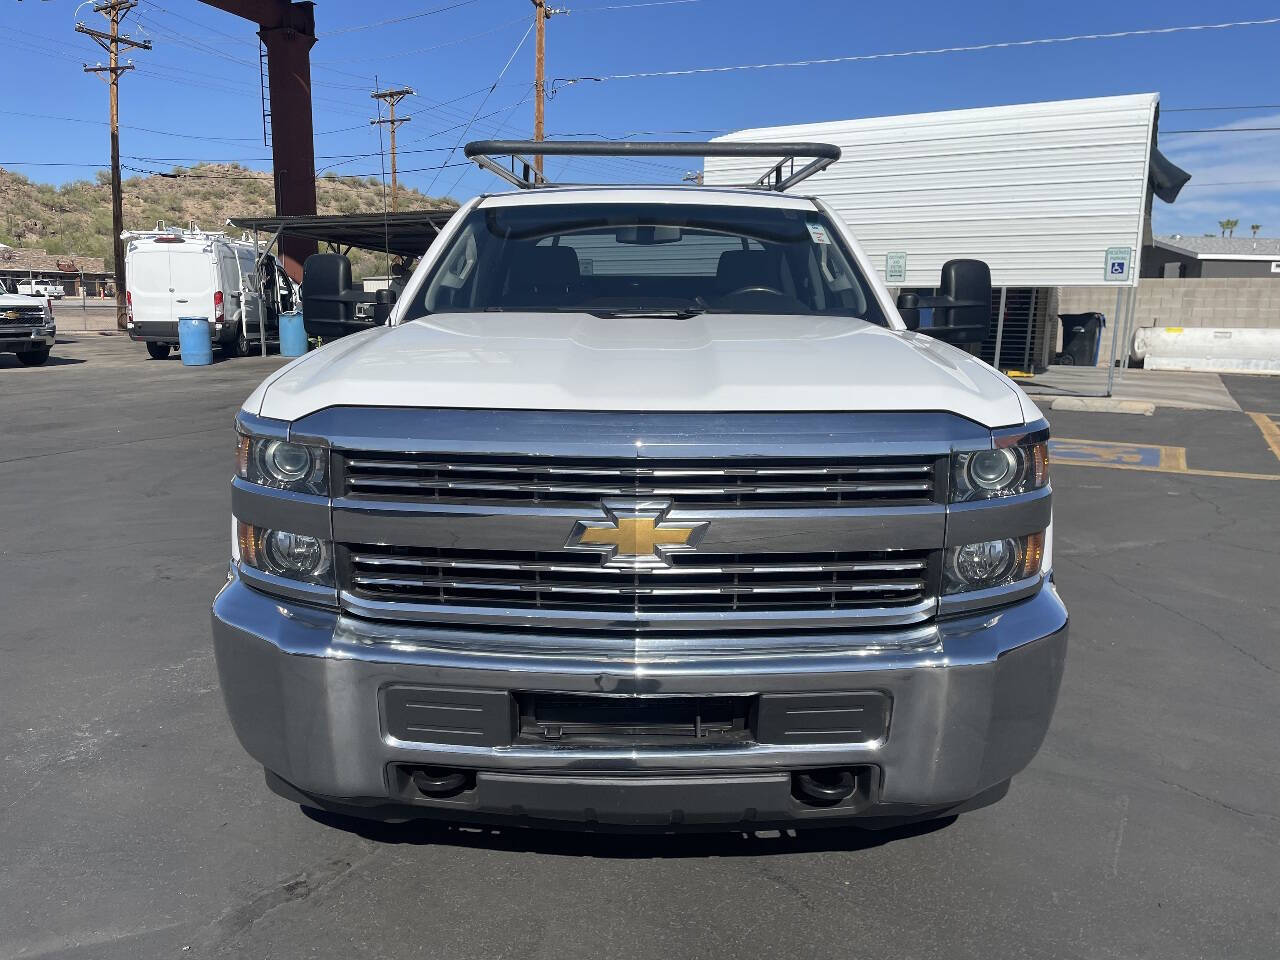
[213,141,1066,830]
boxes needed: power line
[1182,179,1280,188]
[572,0,702,10]
[0,108,264,143]
[1164,104,1280,112]
[138,0,250,45]
[1163,127,1280,133]
[0,161,115,168]
[320,0,481,37]
[552,16,1280,87]
[426,19,537,193]
[443,86,536,195]
[315,16,531,65]
[549,127,728,138]
[119,161,470,180]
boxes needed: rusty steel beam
[199,1,318,282]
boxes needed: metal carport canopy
[227,210,457,260]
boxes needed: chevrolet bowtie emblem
[2,310,20,321]
[566,499,708,569]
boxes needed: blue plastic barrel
[177,316,213,366]
[279,310,308,357]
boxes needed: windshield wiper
[588,307,706,319]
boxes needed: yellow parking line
[1053,460,1280,481]
[1247,412,1280,464]
[1163,446,1189,472]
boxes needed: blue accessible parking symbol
[1104,246,1132,282]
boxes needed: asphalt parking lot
[2,335,1278,960]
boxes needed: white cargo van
[123,226,295,360]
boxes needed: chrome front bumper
[0,325,54,350]
[212,570,1067,826]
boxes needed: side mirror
[902,260,992,345]
[301,253,382,339]
[929,259,992,345]
[895,292,921,331]
[372,287,397,325]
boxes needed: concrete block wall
[1053,278,1280,365]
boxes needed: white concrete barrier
[1133,327,1280,375]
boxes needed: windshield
[407,202,887,323]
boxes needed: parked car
[214,141,1066,831]
[0,278,55,366]
[123,226,295,359]
[16,278,65,299]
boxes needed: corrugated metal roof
[705,94,1163,287]
[0,246,108,275]
[1156,235,1280,258]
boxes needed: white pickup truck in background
[17,278,65,299]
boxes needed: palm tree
[1225,219,1239,237]
[1251,224,1262,237]
[1219,219,1230,237]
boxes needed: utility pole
[370,88,414,213]
[77,0,150,331]
[531,2,565,178]
[533,0,546,175]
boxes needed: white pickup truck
[17,278,65,299]
[0,279,55,366]
[214,141,1066,831]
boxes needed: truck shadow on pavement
[302,807,956,858]
[0,354,86,369]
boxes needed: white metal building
[705,94,1183,380]
[705,93,1160,288]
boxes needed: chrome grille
[341,545,934,613]
[0,307,45,326]
[340,453,939,508]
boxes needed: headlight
[237,521,334,586]
[943,532,1045,594]
[951,439,1049,502]
[236,432,327,495]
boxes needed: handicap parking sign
[1104,246,1132,282]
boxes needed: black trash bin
[1056,313,1106,366]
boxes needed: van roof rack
[463,140,841,192]
[118,225,247,244]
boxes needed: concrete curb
[1051,397,1156,416]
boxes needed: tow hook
[409,767,473,798]
[792,768,858,806]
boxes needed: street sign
[885,251,907,284]
[1104,247,1132,282]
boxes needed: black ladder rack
[463,139,841,192]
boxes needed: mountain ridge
[0,164,454,277]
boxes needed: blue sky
[2,0,1278,237]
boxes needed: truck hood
[0,293,44,306]
[249,312,1030,428]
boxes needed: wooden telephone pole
[370,88,414,212]
[77,0,150,330]
[532,0,565,176]
[533,0,546,174]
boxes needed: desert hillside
[0,164,453,278]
